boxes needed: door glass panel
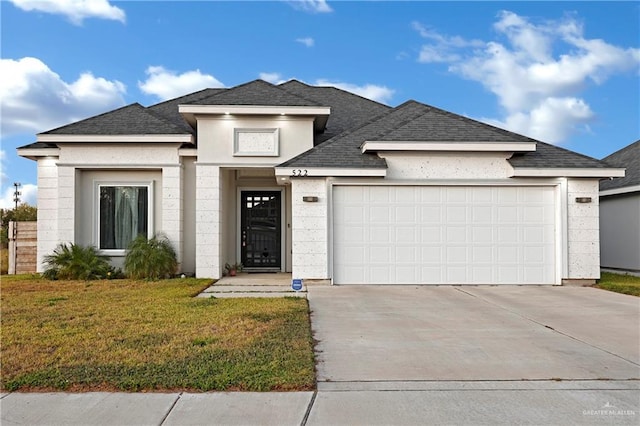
[241,191,281,268]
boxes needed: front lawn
[1,275,316,392]
[596,272,640,297]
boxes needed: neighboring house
[18,79,625,285]
[600,140,640,273]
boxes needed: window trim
[94,180,154,255]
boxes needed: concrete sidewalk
[2,381,639,425]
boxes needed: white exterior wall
[50,144,182,270]
[380,152,513,179]
[195,164,221,278]
[197,116,314,165]
[58,144,180,164]
[57,166,75,246]
[36,158,59,272]
[566,179,601,279]
[291,178,329,279]
[162,165,183,266]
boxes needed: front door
[240,191,282,270]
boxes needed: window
[98,184,151,250]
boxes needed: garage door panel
[396,227,417,243]
[472,246,493,262]
[421,227,442,242]
[472,227,492,242]
[472,206,492,222]
[370,227,391,243]
[421,246,442,262]
[333,186,556,285]
[447,206,467,222]
[447,187,467,202]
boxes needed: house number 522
[291,169,308,177]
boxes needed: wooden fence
[8,221,37,274]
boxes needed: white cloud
[315,79,395,104]
[138,66,224,101]
[0,183,37,209]
[414,11,640,143]
[9,0,125,25]
[413,21,483,64]
[288,0,332,13]
[0,150,8,187]
[485,97,595,143]
[0,57,126,136]
[296,37,315,47]
[259,72,286,84]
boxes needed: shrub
[124,234,177,280]
[43,243,111,280]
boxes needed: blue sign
[292,278,303,292]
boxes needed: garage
[333,185,557,285]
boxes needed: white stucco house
[18,79,625,285]
[600,140,639,273]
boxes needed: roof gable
[281,99,618,172]
[40,103,189,136]
[280,101,428,169]
[185,79,322,107]
[279,80,391,144]
[148,88,226,133]
[281,100,534,169]
[600,140,640,191]
[374,101,536,143]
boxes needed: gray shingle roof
[600,140,640,191]
[374,102,538,142]
[508,142,610,169]
[280,101,430,169]
[26,79,619,174]
[41,103,190,136]
[17,141,57,150]
[148,88,226,133]
[279,80,391,144]
[281,100,610,170]
[186,79,322,107]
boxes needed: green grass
[1,275,316,392]
[596,272,640,297]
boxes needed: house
[600,140,640,273]
[17,79,625,285]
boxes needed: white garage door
[333,186,556,285]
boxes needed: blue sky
[1,0,638,208]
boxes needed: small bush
[124,234,177,280]
[43,243,111,280]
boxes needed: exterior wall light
[302,196,318,202]
[575,197,592,203]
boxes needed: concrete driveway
[308,285,640,384]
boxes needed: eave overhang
[178,105,331,132]
[37,134,194,143]
[600,184,640,197]
[361,141,537,153]
[17,147,60,160]
[511,167,626,178]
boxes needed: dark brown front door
[240,191,281,270]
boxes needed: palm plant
[43,243,111,280]
[124,234,177,280]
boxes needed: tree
[1,204,37,248]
